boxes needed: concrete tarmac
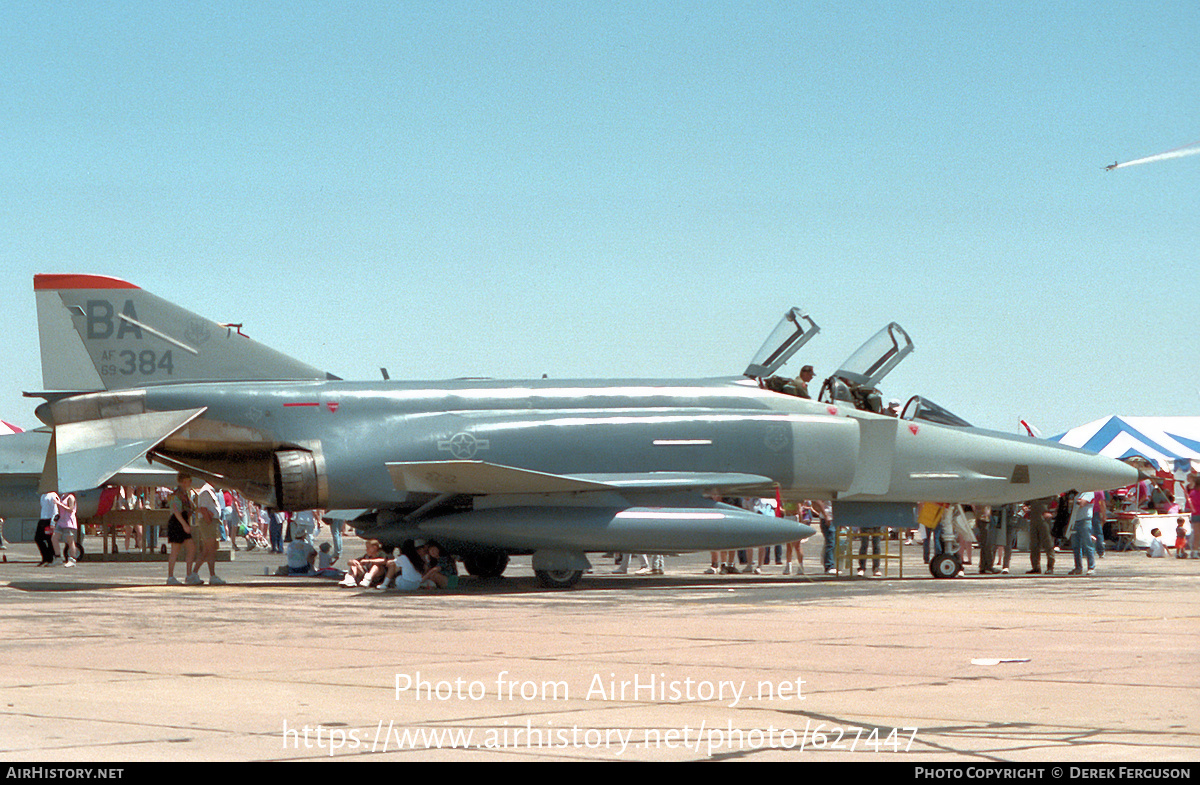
[0,534,1196,762]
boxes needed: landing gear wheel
[929,553,961,578]
[535,569,583,589]
[462,552,510,579]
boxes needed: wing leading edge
[48,408,207,493]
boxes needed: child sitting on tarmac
[318,542,335,570]
[1146,528,1168,558]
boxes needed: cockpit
[743,308,820,395]
[817,322,913,414]
[900,395,972,427]
[744,312,973,427]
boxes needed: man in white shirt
[36,492,59,566]
[192,482,226,585]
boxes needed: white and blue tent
[1051,416,1200,474]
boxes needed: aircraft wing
[49,408,207,492]
[386,460,774,496]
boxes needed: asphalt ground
[0,530,1196,764]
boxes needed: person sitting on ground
[318,542,335,570]
[339,539,388,587]
[419,540,458,589]
[1146,528,1168,558]
[379,539,427,591]
[309,542,344,578]
[287,530,318,575]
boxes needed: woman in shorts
[53,493,79,567]
[166,474,196,585]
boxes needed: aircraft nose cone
[1053,448,1140,493]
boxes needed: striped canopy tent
[1051,416,1200,473]
[0,420,24,436]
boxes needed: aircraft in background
[0,426,174,520]
[1105,161,1119,171]
[28,274,1136,586]
[0,428,57,520]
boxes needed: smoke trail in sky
[1111,138,1200,170]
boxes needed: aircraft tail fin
[34,274,338,392]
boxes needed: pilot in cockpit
[793,365,814,399]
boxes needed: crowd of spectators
[20,462,1198,586]
[336,537,457,590]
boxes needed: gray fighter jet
[29,275,1136,586]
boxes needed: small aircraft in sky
[27,275,1136,586]
[1105,161,1119,171]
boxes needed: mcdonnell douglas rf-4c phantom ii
[30,274,1136,587]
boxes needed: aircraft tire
[534,569,583,589]
[462,552,509,579]
[929,553,961,579]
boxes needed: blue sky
[2,1,1197,434]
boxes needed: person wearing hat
[287,529,318,575]
[792,366,815,399]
